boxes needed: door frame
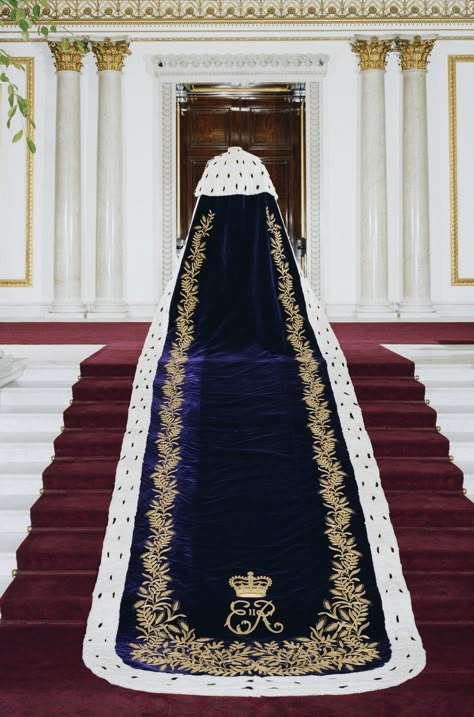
[152,53,328,300]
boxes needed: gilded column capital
[351,36,392,71]
[91,38,131,72]
[48,40,86,72]
[394,36,436,71]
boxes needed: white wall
[1,30,473,319]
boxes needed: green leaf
[6,104,17,128]
[50,25,57,32]
[17,97,28,117]
[12,129,23,143]
[0,55,10,67]
[0,73,9,82]
[40,26,48,36]
[61,37,69,52]
[33,5,41,18]
[27,137,36,154]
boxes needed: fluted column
[352,36,395,318]
[90,38,131,318]
[395,35,437,316]
[48,41,86,317]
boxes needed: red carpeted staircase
[0,326,473,716]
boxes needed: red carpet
[0,323,473,716]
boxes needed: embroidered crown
[229,571,272,598]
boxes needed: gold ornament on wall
[351,36,392,71]
[394,35,436,71]
[3,1,474,23]
[91,38,131,72]
[48,40,87,72]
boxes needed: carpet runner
[0,323,473,715]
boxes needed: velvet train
[83,147,425,696]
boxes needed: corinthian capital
[91,38,131,72]
[394,35,436,71]
[48,40,87,72]
[351,36,392,71]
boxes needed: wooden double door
[178,87,305,254]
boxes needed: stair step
[3,570,472,623]
[63,402,129,429]
[39,456,464,492]
[385,491,474,527]
[0,510,31,532]
[0,532,28,574]
[376,457,463,492]
[437,412,474,432]
[397,528,474,571]
[53,429,124,459]
[369,428,450,458]
[0,571,96,621]
[0,574,13,600]
[353,377,425,401]
[416,366,474,383]
[423,386,474,407]
[0,408,64,432]
[30,491,110,528]
[359,401,437,428]
[0,473,42,495]
[0,385,72,407]
[345,354,414,378]
[0,441,55,463]
[42,458,119,490]
[18,367,80,383]
[16,529,105,571]
[25,488,474,530]
[72,377,132,402]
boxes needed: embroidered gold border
[449,54,474,286]
[0,57,34,287]
[131,207,379,675]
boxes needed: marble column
[395,35,437,316]
[90,38,131,318]
[48,41,86,317]
[351,37,395,318]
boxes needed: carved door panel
[178,89,305,254]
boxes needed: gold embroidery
[225,599,284,636]
[266,207,379,662]
[130,207,380,675]
[229,571,271,598]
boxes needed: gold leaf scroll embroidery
[129,207,380,675]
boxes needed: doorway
[177,83,306,265]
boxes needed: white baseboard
[0,303,156,322]
[0,302,472,323]
[432,302,474,318]
[326,301,474,321]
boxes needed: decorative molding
[91,38,131,71]
[449,54,474,286]
[394,35,437,70]
[5,1,474,24]
[351,36,392,71]
[154,53,327,299]
[307,81,321,300]
[155,54,328,72]
[48,40,87,71]
[0,57,34,288]
[161,82,175,290]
